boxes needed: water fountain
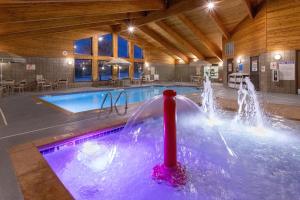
[152,90,187,186]
[235,77,264,127]
[201,75,215,118]
[41,80,300,200]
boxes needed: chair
[58,79,68,89]
[14,81,26,94]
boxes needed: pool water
[40,86,199,113]
[41,110,300,200]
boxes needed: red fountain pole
[152,90,187,186]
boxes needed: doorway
[250,56,260,91]
[227,58,234,84]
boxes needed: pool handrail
[114,90,128,116]
[100,92,113,113]
[114,90,128,109]
[0,107,7,126]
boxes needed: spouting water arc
[152,90,187,186]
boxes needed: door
[227,58,234,84]
[250,56,260,91]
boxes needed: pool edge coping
[9,118,129,200]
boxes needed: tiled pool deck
[1,83,300,200]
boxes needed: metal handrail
[100,92,113,113]
[114,90,128,115]
[0,107,8,126]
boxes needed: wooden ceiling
[0,0,266,63]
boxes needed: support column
[92,34,99,81]
[112,32,119,80]
[129,41,134,80]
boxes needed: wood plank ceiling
[0,0,265,63]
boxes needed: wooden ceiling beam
[120,33,177,60]
[121,0,205,30]
[208,10,230,40]
[241,0,254,19]
[0,0,164,23]
[139,25,189,63]
[0,12,143,36]
[155,21,205,60]
[177,14,222,61]
[0,21,120,41]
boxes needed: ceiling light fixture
[207,2,215,10]
[128,26,135,33]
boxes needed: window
[98,60,112,81]
[134,62,144,79]
[118,65,129,79]
[118,36,129,58]
[98,34,113,57]
[134,45,143,59]
[74,59,92,82]
[74,38,92,55]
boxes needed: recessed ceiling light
[128,26,135,33]
[207,2,215,10]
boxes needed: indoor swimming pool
[39,85,200,113]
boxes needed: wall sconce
[66,58,74,65]
[274,54,282,60]
[62,50,68,56]
[237,58,242,64]
[145,62,150,68]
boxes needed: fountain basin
[35,111,300,200]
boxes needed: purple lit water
[42,110,300,200]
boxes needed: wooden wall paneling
[266,0,300,51]
[230,3,267,56]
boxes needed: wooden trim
[139,25,189,63]
[177,14,222,61]
[155,21,205,60]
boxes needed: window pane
[119,65,129,79]
[75,59,92,82]
[134,62,144,79]
[98,61,112,81]
[98,34,113,57]
[134,45,143,59]
[118,36,129,58]
[74,38,92,55]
